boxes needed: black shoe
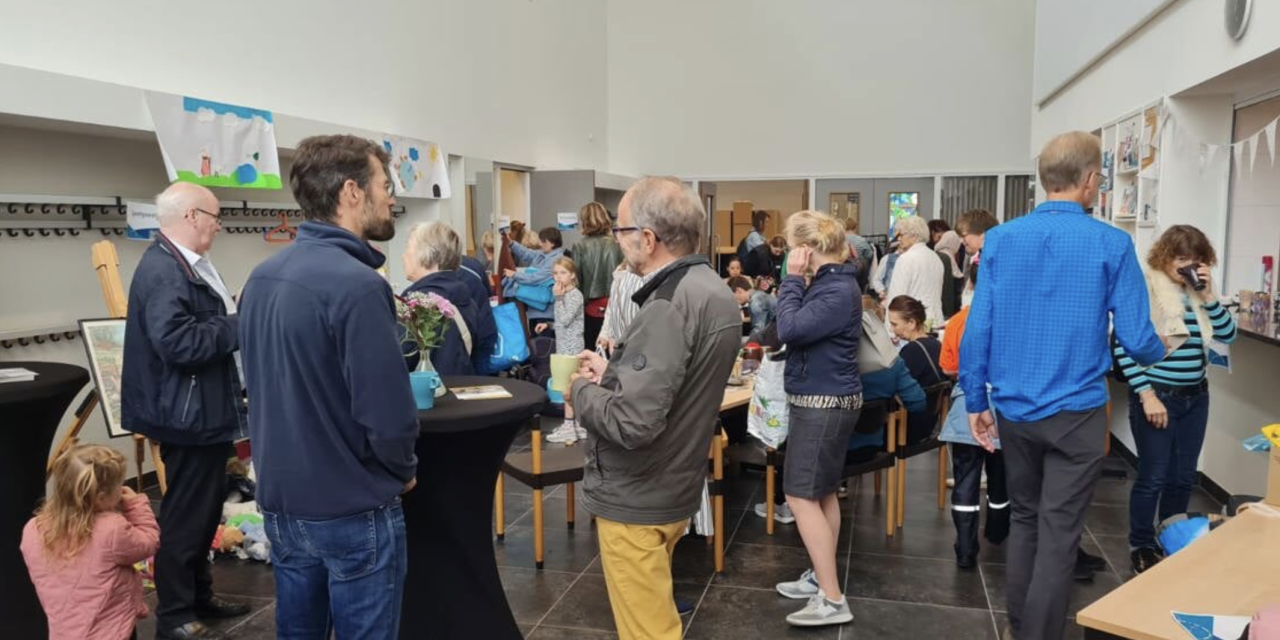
[956,554,977,569]
[195,596,251,619]
[675,595,696,616]
[1073,554,1096,582]
[1130,546,1163,574]
[157,621,227,640]
[1077,548,1107,572]
[984,507,1010,545]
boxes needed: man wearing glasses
[121,182,250,640]
[567,177,741,640]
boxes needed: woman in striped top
[1113,225,1237,575]
[596,264,644,354]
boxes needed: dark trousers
[950,443,1009,558]
[584,314,604,351]
[1128,388,1210,549]
[156,441,233,629]
[1000,407,1106,640]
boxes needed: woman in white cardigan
[885,216,944,327]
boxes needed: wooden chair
[893,381,953,528]
[495,416,586,569]
[762,397,902,537]
[706,422,728,573]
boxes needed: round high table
[0,361,91,640]
[400,376,546,640]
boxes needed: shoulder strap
[913,339,942,383]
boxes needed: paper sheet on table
[1172,611,1251,640]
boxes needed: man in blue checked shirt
[959,131,1165,640]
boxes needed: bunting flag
[1268,120,1278,167]
[1250,131,1263,174]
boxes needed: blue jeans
[1127,388,1210,549]
[264,502,408,640]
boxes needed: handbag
[859,312,897,374]
[485,302,530,373]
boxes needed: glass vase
[416,350,447,397]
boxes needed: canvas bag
[747,352,789,448]
[859,311,897,374]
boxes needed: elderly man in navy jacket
[239,135,418,640]
[120,182,250,640]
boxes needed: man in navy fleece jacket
[239,135,417,640]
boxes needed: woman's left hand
[1196,264,1217,303]
[787,247,811,277]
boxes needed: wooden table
[702,382,753,573]
[1077,507,1280,639]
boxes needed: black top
[900,337,944,389]
[0,361,89,408]
[419,376,547,434]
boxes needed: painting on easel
[79,318,130,438]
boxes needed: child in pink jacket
[21,444,160,640]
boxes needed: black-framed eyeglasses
[612,226,661,243]
[193,207,222,225]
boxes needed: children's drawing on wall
[144,91,282,189]
[382,135,451,199]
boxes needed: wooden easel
[47,241,167,494]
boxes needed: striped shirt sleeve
[1204,301,1237,343]
[1113,342,1153,394]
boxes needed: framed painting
[79,318,130,438]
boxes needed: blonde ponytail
[785,210,847,259]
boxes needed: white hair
[155,183,214,226]
[406,221,462,271]
[897,216,930,244]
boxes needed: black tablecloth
[401,376,546,640]
[415,375,550,433]
[0,361,91,640]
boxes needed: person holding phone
[1112,225,1236,575]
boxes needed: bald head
[156,182,217,227]
[1038,131,1101,194]
[155,182,221,254]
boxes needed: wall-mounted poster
[828,192,860,228]
[888,192,919,236]
[144,92,282,189]
[382,136,451,199]
[78,318,130,438]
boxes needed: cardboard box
[732,223,754,246]
[1267,446,1280,507]
[732,201,754,225]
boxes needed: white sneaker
[775,568,821,600]
[786,591,853,627]
[545,423,578,444]
[574,425,588,440]
[754,502,796,525]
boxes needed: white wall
[1033,0,1280,496]
[1031,0,1280,153]
[1032,0,1173,105]
[1225,96,1280,296]
[606,0,1036,178]
[0,0,607,171]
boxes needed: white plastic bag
[747,353,789,448]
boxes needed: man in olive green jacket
[569,177,740,640]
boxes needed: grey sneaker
[754,502,796,524]
[545,423,578,444]
[775,568,821,599]
[786,592,853,627]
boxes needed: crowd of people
[17,129,1238,640]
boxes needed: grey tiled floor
[138,428,1222,639]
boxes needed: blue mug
[409,371,442,410]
